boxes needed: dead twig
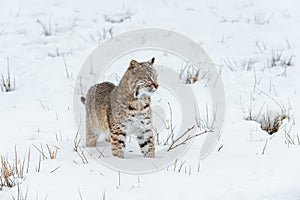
[73,130,81,152]
[76,148,88,164]
[62,55,70,79]
[164,102,175,145]
[50,165,61,173]
[32,144,48,160]
[261,139,268,155]
[167,126,212,151]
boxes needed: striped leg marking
[137,129,155,158]
[110,131,126,158]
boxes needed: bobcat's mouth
[149,87,157,93]
[135,82,158,99]
[148,82,159,93]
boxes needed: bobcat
[81,58,158,158]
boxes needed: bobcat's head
[124,57,158,99]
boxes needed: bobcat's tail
[80,96,86,105]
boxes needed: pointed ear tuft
[150,57,155,64]
[129,60,140,70]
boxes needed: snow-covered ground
[0,0,300,199]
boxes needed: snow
[0,0,300,199]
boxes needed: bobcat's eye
[148,77,153,82]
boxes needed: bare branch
[167,125,211,151]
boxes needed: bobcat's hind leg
[86,119,99,147]
[110,128,126,158]
[138,129,155,158]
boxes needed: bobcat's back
[85,82,115,146]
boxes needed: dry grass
[255,40,267,53]
[283,120,298,146]
[73,129,81,152]
[250,13,273,25]
[259,112,287,135]
[1,57,15,92]
[101,189,107,200]
[179,64,201,84]
[73,145,88,165]
[268,48,293,68]
[0,156,15,189]
[245,103,289,135]
[62,55,70,79]
[249,102,299,146]
[90,27,113,44]
[0,24,7,36]
[195,103,216,131]
[11,183,28,200]
[242,89,292,136]
[168,159,196,175]
[104,11,132,24]
[261,139,269,155]
[221,58,256,71]
[76,148,88,164]
[0,148,30,191]
[46,145,59,159]
[220,58,240,71]
[36,17,54,36]
[32,144,59,160]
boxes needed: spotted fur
[83,58,158,158]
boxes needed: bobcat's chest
[118,98,151,135]
[121,114,151,135]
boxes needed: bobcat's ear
[149,57,155,65]
[129,60,140,70]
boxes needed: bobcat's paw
[112,150,124,158]
[86,140,97,147]
[144,151,155,158]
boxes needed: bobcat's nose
[152,82,159,89]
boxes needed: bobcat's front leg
[110,128,126,158]
[138,129,155,158]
